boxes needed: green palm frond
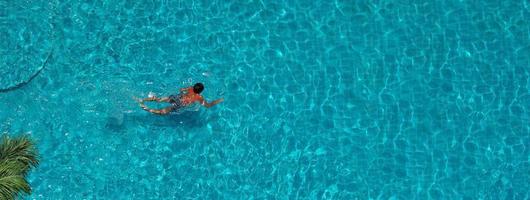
[0,160,28,177]
[0,134,39,200]
[0,135,39,170]
[0,175,31,200]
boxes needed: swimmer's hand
[214,98,224,104]
[210,98,224,107]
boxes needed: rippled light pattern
[1,0,529,199]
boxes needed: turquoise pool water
[1,0,530,199]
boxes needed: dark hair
[193,83,204,94]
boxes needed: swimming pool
[1,0,529,199]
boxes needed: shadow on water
[105,110,206,133]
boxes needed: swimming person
[135,83,224,115]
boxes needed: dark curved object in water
[0,49,53,93]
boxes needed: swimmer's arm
[200,98,224,108]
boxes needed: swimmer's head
[193,83,204,94]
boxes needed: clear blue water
[1,0,530,199]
